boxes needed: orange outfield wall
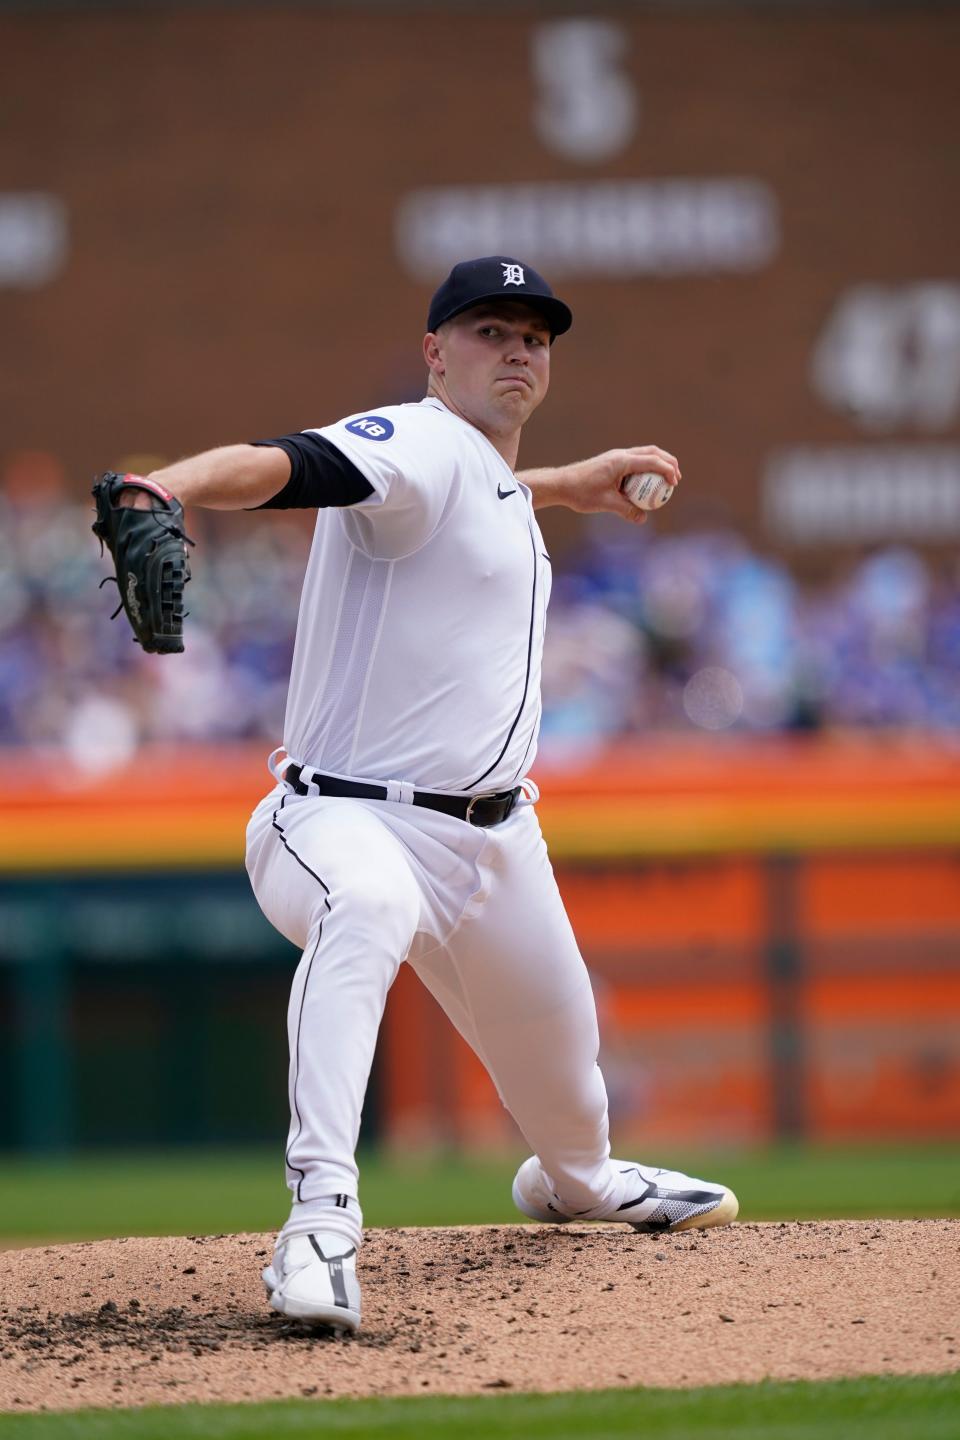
[2,735,959,1145]
[382,857,960,1149]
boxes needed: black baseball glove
[92,471,194,653]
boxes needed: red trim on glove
[122,473,175,503]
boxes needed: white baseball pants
[245,785,620,1251]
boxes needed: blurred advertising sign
[812,283,960,433]
[395,178,779,280]
[400,16,779,279]
[1,6,958,557]
[530,19,639,163]
[763,446,960,544]
[0,193,67,288]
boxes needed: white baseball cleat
[262,1232,361,1332]
[512,1156,739,1234]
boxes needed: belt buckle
[465,791,500,826]
[464,790,510,827]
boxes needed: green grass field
[0,1143,958,1245]
[1,1375,958,1439]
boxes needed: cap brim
[430,291,572,338]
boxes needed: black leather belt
[284,764,521,829]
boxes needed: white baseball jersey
[281,396,552,794]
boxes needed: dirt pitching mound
[1,1221,957,1413]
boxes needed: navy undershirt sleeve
[251,433,374,509]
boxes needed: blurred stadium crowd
[3,451,959,772]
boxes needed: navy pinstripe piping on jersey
[509,550,549,783]
[272,794,332,1203]
[465,518,539,790]
[510,692,541,785]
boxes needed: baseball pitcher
[93,256,737,1334]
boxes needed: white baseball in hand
[621,471,675,511]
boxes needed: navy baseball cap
[427,256,573,339]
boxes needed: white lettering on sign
[0,193,68,288]
[763,445,960,544]
[531,20,638,164]
[812,283,960,432]
[395,178,779,280]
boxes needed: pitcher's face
[424,300,551,441]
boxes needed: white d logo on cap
[501,263,525,287]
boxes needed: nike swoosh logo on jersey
[497,484,517,499]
